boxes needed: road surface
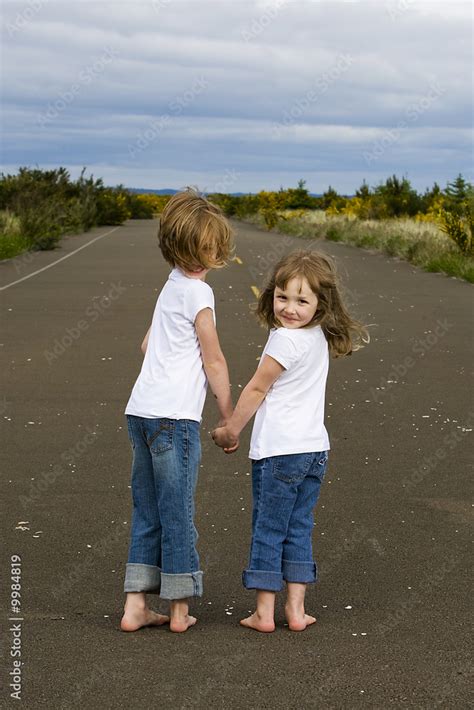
[1,218,472,708]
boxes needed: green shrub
[94,189,131,225]
[439,209,472,255]
[0,167,140,259]
[425,253,474,282]
[19,202,62,250]
[406,238,430,263]
[126,193,155,219]
[325,225,342,242]
[357,231,379,249]
[384,233,404,256]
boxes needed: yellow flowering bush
[415,196,446,225]
[257,191,284,230]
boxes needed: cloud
[1,0,472,192]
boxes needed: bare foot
[120,607,170,632]
[169,615,197,633]
[240,612,275,633]
[285,611,317,632]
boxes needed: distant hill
[127,187,324,197]
[127,188,178,195]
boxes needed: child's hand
[223,440,239,454]
[212,426,239,454]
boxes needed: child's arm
[195,308,233,424]
[212,355,284,449]
[141,326,151,355]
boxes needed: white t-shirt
[125,267,215,422]
[249,326,330,460]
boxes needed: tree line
[209,175,473,254]
[0,168,472,257]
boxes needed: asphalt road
[1,218,472,709]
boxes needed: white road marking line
[0,226,120,291]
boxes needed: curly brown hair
[255,250,369,357]
[158,188,234,271]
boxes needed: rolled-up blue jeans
[123,415,203,600]
[243,451,328,592]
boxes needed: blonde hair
[256,250,369,357]
[158,188,234,270]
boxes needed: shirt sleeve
[264,330,301,370]
[184,281,215,323]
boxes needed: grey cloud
[2,0,472,192]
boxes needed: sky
[1,0,472,194]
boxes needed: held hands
[211,425,239,454]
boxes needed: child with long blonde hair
[213,250,368,632]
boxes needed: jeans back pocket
[272,453,313,484]
[311,451,329,481]
[145,419,175,454]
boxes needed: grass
[0,210,32,259]
[245,210,474,283]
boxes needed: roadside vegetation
[0,167,169,259]
[208,175,473,283]
[1,167,472,282]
